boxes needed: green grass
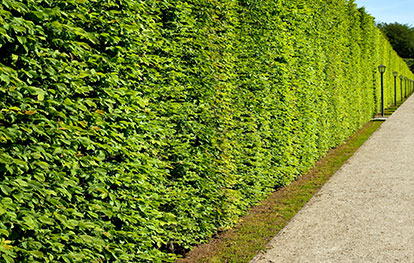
[177,99,409,263]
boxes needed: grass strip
[177,100,409,262]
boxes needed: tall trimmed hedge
[0,0,412,262]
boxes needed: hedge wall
[0,0,412,262]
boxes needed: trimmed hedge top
[0,0,413,262]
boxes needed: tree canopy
[378,22,414,72]
[378,22,414,59]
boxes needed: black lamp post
[405,77,408,98]
[400,75,404,101]
[393,71,398,105]
[378,65,386,117]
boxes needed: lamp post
[393,71,398,105]
[400,75,404,101]
[405,77,408,98]
[378,65,386,117]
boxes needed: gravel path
[251,96,414,263]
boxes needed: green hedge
[0,0,412,262]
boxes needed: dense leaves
[0,0,413,262]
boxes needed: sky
[354,0,414,25]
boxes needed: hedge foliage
[0,0,412,262]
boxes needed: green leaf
[0,229,9,236]
[22,216,38,229]
[13,159,27,167]
[29,250,44,258]
[35,161,49,170]
[0,185,11,195]
[38,216,54,225]
[2,254,14,263]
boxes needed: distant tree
[378,22,414,59]
[404,58,414,72]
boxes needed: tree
[378,22,414,59]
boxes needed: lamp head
[378,65,386,73]
[393,71,398,77]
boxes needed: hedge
[0,0,412,262]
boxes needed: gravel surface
[251,97,414,263]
